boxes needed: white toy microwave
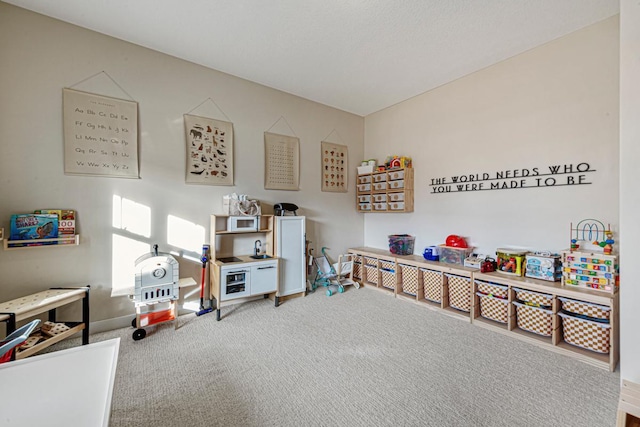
[227,216,258,232]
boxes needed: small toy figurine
[502,257,517,273]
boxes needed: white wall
[0,3,364,322]
[620,0,640,382]
[364,17,619,257]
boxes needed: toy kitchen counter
[210,255,280,320]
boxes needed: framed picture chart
[63,88,139,178]
[264,132,299,190]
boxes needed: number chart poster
[264,132,300,190]
[184,114,234,185]
[63,88,139,178]
[321,141,347,192]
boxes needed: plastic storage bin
[399,264,418,296]
[559,312,611,353]
[525,252,562,281]
[496,248,528,276]
[388,235,415,255]
[558,297,611,321]
[514,288,553,309]
[475,280,508,299]
[365,265,378,285]
[476,292,508,324]
[380,268,396,290]
[421,268,443,303]
[513,301,553,336]
[438,245,474,266]
[446,274,471,312]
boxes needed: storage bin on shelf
[379,260,396,290]
[512,288,554,336]
[558,297,611,321]
[476,292,509,324]
[388,235,415,255]
[496,248,528,276]
[365,265,378,285]
[353,255,362,280]
[399,264,418,296]
[446,273,471,312]
[475,279,509,299]
[420,268,443,303]
[559,312,611,354]
[438,245,473,266]
[525,252,562,281]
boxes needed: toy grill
[134,248,179,304]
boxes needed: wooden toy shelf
[348,247,618,372]
[3,234,80,250]
[472,271,618,372]
[356,168,414,213]
[0,287,90,360]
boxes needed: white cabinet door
[275,216,306,296]
[250,261,278,295]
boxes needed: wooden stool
[617,380,640,427]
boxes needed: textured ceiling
[3,0,619,116]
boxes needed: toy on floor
[312,247,359,296]
[131,244,180,340]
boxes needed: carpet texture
[64,287,619,426]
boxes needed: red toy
[445,235,468,248]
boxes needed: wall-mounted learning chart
[184,114,234,185]
[321,141,347,192]
[63,88,139,178]
[264,132,299,190]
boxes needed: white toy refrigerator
[274,216,306,306]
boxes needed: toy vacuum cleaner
[196,244,214,316]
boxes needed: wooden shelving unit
[0,287,90,360]
[348,246,619,372]
[356,168,414,213]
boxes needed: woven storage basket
[477,292,508,324]
[514,288,553,308]
[365,265,378,284]
[353,262,362,280]
[380,260,395,271]
[513,301,553,336]
[558,297,611,321]
[399,264,418,296]
[446,274,471,312]
[559,312,611,353]
[364,256,377,266]
[420,268,443,303]
[475,280,508,299]
[380,269,396,290]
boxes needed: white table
[0,338,120,426]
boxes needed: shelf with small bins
[349,247,476,320]
[356,168,414,213]
[348,246,618,371]
[472,271,618,372]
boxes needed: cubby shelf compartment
[3,235,80,250]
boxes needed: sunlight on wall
[111,234,150,295]
[110,195,152,295]
[167,214,205,254]
[112,195,151,238]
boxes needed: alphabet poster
[63,88,139,178]
[264,132,299,190]
[184,114,234,185]
[321,141,347,192]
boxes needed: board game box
[34,209,75,244]
[9,214,59,243]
